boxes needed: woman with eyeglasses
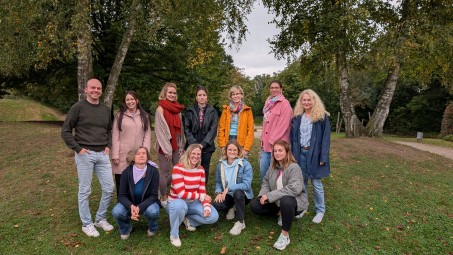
[218,85,254,158]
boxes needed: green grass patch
[0,122,452,254]
[0,99,65,121]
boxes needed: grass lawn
[0,99,65,121]
[0,122,452,254]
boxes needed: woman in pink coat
[112,91,151,197]
[259,80,293,182]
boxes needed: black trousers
[201,151,214,185]
[251,196,299,232]
[212,190,251,221]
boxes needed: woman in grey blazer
[251,140,308,251]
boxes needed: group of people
[61,78,331,251]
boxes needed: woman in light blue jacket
[212,140,253,236]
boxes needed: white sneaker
[161,200,167,209]
[312,213,324,223]
[94,220,114,231]
[120,225,132,240]
[82,223,100,237]
[277,215,282,226]
[273,233,290,250]
[226,207,236,220]
[170,236,181,247]
[229,221,245,235]
[295,209,307,219]
[183,217,196,231]
[147,229,156,237]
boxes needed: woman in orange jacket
[218,85,254,157]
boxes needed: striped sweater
[169,163,211,211]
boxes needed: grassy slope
[0,122,451,254]
[0,99,65,121]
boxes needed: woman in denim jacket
[212,140,253,236]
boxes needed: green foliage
[441,102,453,137]
[443,134,453,142]
[386,79,452,134]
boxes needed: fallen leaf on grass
[14,224,19,228]
[220,246,226,254]
[375,246,380,250]
[256,246,261,250]
[396,225,404,231]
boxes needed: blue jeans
[75,151,114,226]
[112,203,160,234]
[259,150,272,182]
[166,199,219,238]
[299,149,325,213]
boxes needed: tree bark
[76,0,93,101]
[337,52,364,137]
[103,0,140,108]
[366,60,401,136]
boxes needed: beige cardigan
[154,109,185,156]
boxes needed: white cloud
[223,2,288,78]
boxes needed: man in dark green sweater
[61,78,115,237]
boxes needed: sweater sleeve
[155,110,173,155]
[171,165,201,201]
[61,104,83,153]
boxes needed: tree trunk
[103,1,140,108]
[76,0,93,101]
[366,60,401,136]
[337,52,364,137]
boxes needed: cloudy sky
[223,2,288,78]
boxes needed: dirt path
[394,141,453,161]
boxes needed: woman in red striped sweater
[165,144,219,247]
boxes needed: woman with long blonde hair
[290,89,331,224]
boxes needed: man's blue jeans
[75,151,114,226]
[299,149,325,213]
[112,202,160,234]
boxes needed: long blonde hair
[293,89,330,122]
[179,144,202,169]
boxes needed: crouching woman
[166,144,219,247]
[251,140,307,251]
[112,146,160,240]
[212,140,254,236]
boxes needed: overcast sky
[223,2,288,78]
